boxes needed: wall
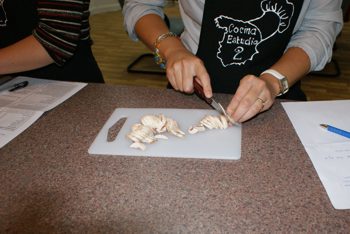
[89,0,120,15]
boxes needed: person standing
[123,0,343,122]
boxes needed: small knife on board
[193,79,236,124]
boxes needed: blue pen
[320,124,350,139]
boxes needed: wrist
[153,32,179,68]
[259,73,280,97]
[159,39,184,60]
[260,69,289,97]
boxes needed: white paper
[0,76,87,148]
[0,107,43,148]
[282,100,350,209]
[0,76,87,111]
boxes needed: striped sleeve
[33,0,90,66]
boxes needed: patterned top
[33,0,91,65]
[0,0,92,66]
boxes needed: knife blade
[193,79,236,124]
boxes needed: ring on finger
[256,97,266,112]
[256,97,266,106]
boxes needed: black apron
[0,0,104,83]
[196,0,305,100]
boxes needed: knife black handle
[193,79,212,105]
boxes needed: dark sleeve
[33,0,88,66]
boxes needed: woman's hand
[226,74,280,123]
[164,47,213,98]
[133,14,213,98]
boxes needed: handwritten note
[282,100,350,209]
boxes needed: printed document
[282,100,350,209]
[0,76,86,148]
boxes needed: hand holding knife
[193,79,236,125]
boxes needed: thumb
[195,67,212,98]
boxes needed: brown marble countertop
[1,84,349,233]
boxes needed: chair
[119,0,184,75]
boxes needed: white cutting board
[88,108,241,160]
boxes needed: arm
[123,0,213,96]
[0,36,53,75]
[0,0,87,75]
[287,0,343,72]
[227,0,343,122]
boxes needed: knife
[193,79,236,124]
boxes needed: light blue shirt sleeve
[287,0,343,71]
[122,0,166,41]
